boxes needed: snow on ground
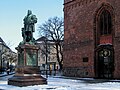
[0,75,120,90]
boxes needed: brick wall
[63,0,120,78]
[113,0,120,78]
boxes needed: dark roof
[0,37,7,46]
[0,37,4,43]
[36,36,64,44]
[36,36,48,41]
[0,37,10,49]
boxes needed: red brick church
[63,0,120,79]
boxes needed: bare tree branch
[38,16,64,70]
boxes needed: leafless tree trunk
[38,17,64,70]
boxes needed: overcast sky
[0,0,64,52]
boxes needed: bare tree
[38,17,64,70]
[0,42,17,71]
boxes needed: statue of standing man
[23,10,37,32]
[19,10,37,45]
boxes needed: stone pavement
[1,75,120,90]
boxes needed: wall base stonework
[63,67,95,78]
[8,66,47,87]
[8,75,47,87]
[8,44,47,86]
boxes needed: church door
[97,48,114,78]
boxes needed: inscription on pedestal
[26,51,37,66]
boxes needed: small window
[99,10,112,35]
[83,57,89,62]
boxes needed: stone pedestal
[8,44,47,86]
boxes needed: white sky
[0,0,64,52]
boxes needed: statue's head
[27,10,32,15]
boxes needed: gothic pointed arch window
[99,10,112,35]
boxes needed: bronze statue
[8,10,47,86]
[23,10,37,32]
[20,10,37,45]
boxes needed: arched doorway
[95,45,114,78]
[94,3,115,79]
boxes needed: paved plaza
[0,74,120,90]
